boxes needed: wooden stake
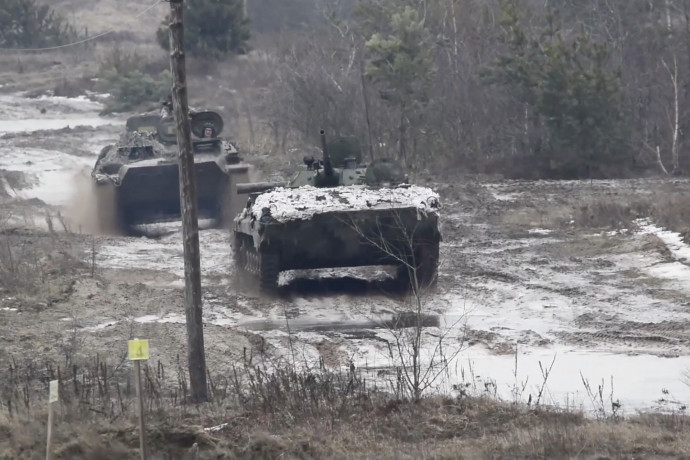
[168,0,208,403]
[45,402,53,460]
[46,380,58,460]
[134,361,147,460]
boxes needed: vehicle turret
[316,129,337,186]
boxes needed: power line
[0,0,164,53]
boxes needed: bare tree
[344,209,464,400]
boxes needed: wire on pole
[0,0,163,53]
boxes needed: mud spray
[63,165,119,235]
[64,162,261,236]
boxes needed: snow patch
[247,185,441,222]
[0,93,117,134]
[0,147,94,205]
[646,261,690,282]
[134,315,160,323]
[97,228,231,279]
[528,228,552,235]
[158,314,186,324]
[634,219,690,285]
[205,423,228,432]
[84,320,119,331]
[0,118,115,134]
[450,348,690,414]
[636,219,690,262]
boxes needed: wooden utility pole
[168,0,208,403]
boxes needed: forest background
[2,0,689,180]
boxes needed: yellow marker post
[128,338,150,361]
[128,339,149,460]
[46,380,58,460]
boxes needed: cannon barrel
[236,182,286,194]
[320,129,334,177]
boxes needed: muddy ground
[2,90,690,421]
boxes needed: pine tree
[481,1,630,178]
[362,3,434,163]
[157,0,251,58]
[0,0,77,48]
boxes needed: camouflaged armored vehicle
[92,107,249,232]
[232,131,441,293]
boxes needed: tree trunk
[168,0,208,404]
[360,60,375,162]
[399,106,407,164]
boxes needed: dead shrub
[0,230,85,301]
[649,191,690,238]
[2,354,690,458]
[573,197,653,229]
[0,355,377,458]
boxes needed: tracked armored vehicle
[92,108,249,232]
[232,131,441,293]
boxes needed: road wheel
[259,251,280,294]
[232,233,245,272]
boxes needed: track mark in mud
[555,330,687,357]
[465,327,552,354]
[315,340,349,368]
[469,270,521,283]
[465,329,515,354]
[555,315,690,354]
[527,284,587,298]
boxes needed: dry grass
[572,196,654,229]
[0,228,86,306]
[572,183,690,245]
[487,180,690,241]
[1,354,689,459]
[48,0,165,40]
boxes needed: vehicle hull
[236,207,439,270]
[95,159,249,228]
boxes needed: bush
[0,0,79,48]
[99,69,171,115]
[97,48,171,115]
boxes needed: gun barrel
[236,182,285,194]
[320,129,334,177]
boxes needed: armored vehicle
[92,108,249,232]
[232,131,441,293]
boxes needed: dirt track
[2,93,690,414]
